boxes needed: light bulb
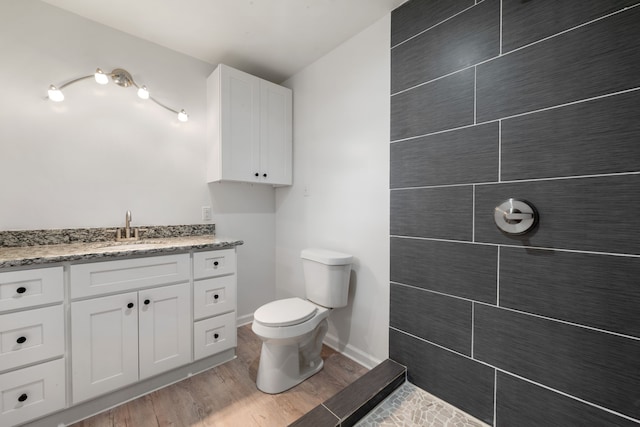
[137,85,150,100]
[48,85,64,102]
[177,109,188,122]
[94,68,109,85]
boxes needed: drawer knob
[213,261,219,266]
[127,302,134,309]
[263,173,267,178]
[213,294,219,300]
[16,336,27,344]
[254,172,259,177]
[144,299,151,305]
[16,286,27,294]
[214,333,219,339]
[18,393,28,402]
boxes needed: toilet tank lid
[301,248,352,265]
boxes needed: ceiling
[41,0,406,83]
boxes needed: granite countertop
[0,225,243,268]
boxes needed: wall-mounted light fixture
[47,68,188,122]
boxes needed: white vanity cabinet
[0,267,66,427]
[206,63,292,186]
[193,249,237,360]
[70,255,192,404]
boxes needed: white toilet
[252,248,352,394]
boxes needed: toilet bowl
[252,298,330,394]
[252,248,352,394]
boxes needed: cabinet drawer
[0,305,64,372]
[71,254,190,299]
[193,249,236,279]
[0,358,66,426]
[0,267,63,313]
[193,276,236,320]
[194,312,236,360]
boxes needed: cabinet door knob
[18,393,28,402]
[263,173,267,178]
[144,299,151,305]
[214,333,219,339]
[16,336,27,344]
[213,294,219,300]
[254,172,259,177]
[213,261,219,266]
[16,286,27,294]
[127,302,134,309]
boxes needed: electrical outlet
[202,206,212,221]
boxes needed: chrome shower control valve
[494,198,538,235]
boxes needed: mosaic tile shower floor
[355,382,490,427]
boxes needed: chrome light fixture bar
[47,68,188,122]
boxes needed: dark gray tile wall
[390,1,640,425]
[389,329,495,425]
[390,122,499,188]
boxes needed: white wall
[0,0,275,321]
[277,15,391,368]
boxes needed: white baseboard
[323,333,382,370]
[239,317,381,370]
[237,313,254,327]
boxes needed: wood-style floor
[71,324,369,427]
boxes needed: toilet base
[255,319,328,394]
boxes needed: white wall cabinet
[206,64,292,186]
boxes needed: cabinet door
[139,283,191,379]
[71,292,138,403]
[220,64,260,182]
[260,79,292,185]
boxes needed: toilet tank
[301,248,352,308]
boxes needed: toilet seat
[254,297,317,327]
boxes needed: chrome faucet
[125,210,132,238]
[116,210,140,241]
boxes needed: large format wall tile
[389,329,495,424]
[476,5,640,122]
[391,68,474,140]
[391,237,497,304]
[474,175,640,255]
[501,90,640,180]
[391,186,473,241]
[391,0,499,94]
[391,122,498,188]
[474,305,640,420]
[390,283,472,355]
[500,247,640,338]
[495,372,640,427]
[391,0,473,47]
[502,0,639,53]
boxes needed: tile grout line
[474,66,477,124]
[498,119,502,182]
[499,0,503,55]
[472,185,476,242]
[390,3,479,50]
[390,326,640,425]
[496,246,500,306]
[391,86,640,144]
[471,302,475,359]
[390,235,640,259]
[391,3,640,98]
[391,281,640,342]
[493,369,498,425]
[390,170,640,191]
